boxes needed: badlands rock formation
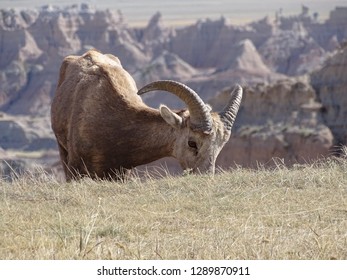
[212,80,333,168]
[311,44,347,144]
[1,5,345,115]
[1,4,347,177]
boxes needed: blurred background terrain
[1,1,347,179]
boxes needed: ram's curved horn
[138,80,212,133]
[219,84,243,131]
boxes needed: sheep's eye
[188,140,197,149]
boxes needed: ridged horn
[219,84,243,131]
[138,80,212,133]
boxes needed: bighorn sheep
[51,50,242,180]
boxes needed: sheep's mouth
[183,166,214,175]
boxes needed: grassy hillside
[0,158,346,260]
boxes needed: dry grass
[0,158,347,260]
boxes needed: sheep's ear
[160,105,182,129]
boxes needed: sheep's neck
[123,108,177,167]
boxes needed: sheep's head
[138,80,242,174]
